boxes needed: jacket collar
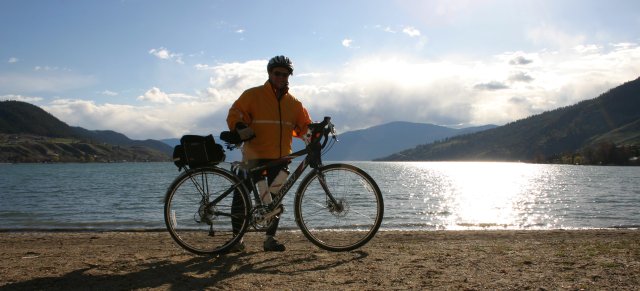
[264,80,288,100]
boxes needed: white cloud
[0,94,43,103]
[136,87,197,104]
[101,90,118,96]
[34,66,60,71]
[43,98,223,140]
[149,47,184,64]
[342,38,353,48]
[138,87,172,104]
[37,43,640,139]
[402,26,421,37]
[8,57,18,63]
[203,60,268,102]
[574,44,601,54]
[149,48,171,59]
[295,42,640,130]
[194,63,213,70]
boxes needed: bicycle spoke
[295,164,383,251]
[164,168,250,255]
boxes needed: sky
[1,0,639,140]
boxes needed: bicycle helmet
[267,55,294,74]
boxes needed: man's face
[269,67,290,90]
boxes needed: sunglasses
[272,71,290,77]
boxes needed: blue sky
[1,0,639,139]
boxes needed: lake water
[1,162,639,231]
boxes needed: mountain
[72,127,172,155]
[159,123,496,162]
[322,122,497,161]
[0,101,172,163]
[378,77,640,164]
[0,100,77,137]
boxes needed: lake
[0,162,638,231]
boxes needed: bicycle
[164,117,384,255]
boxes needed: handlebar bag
[173,134,225,169]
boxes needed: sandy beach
[1,230,639,290]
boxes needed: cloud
[474,81,509,91]
[202,60,266,103]
[382,26,396,33]
[509,56,533,65]
[43,98,220,140]
[295,42,640,130]
[34,66,62,71]
[149,47,184,64]
[138,87,172,104]
[8,57,18,63]
[402,26,421,37]
[342,38,353,48]
[508,72,534,82]
[137,87,197,104]
[101,90,118,96]
[0,94,43,103]
[574,44,601,54]
[38,42,640,139]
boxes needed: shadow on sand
[1,250,369,290]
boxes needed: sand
[1,230,639,290]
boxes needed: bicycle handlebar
[220,116,336,152]
[306,116,334,149]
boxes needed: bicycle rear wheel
[295,163,384,252]
[164,167,250,255]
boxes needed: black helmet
[267,55,293,74]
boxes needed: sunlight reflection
[412,162,544,229]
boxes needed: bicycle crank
[253,205,284,228]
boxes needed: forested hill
[0,100,77,137]
[322,122,496,161]
[378,77,640,165]
[0,101,171,163]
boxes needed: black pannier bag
[173,134,225,170]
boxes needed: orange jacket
[227,81,312,160]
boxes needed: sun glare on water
[408,162,548,230]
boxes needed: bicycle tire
[164,166,250,255]
[294,163,384,252]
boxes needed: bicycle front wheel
[295,163,384,252]
[164,167,250,255]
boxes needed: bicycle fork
[316,170,345,214]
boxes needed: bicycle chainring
[251,205,282,230]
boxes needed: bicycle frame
[210,117,338,223]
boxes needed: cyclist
[226,55,312,252]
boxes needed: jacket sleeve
[226,92,252,130]
[292,105,312,138]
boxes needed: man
[226,55,312,252]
